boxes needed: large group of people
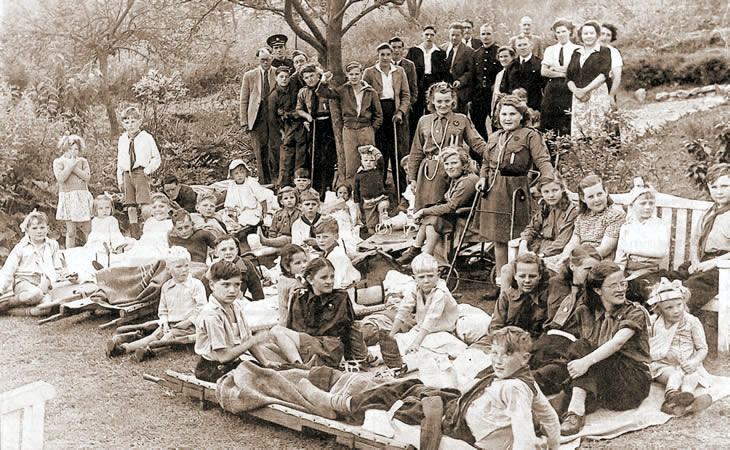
[1,14,724,449]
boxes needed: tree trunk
[97,51,120,138]
[327,1,346,187]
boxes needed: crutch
[445,190,480,285]
[310,119,317,183]
[393,120,401,200]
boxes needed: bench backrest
[1,381,56,450]
[610,192,712,271]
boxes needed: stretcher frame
[144,370,415,450]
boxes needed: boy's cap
[423,25,436,32]
[376,42,392,52]
[228,159,252,176]
[278,186,296,195]
[275,65,292,75]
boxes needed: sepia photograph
[1,0,729,448]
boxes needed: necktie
[262,69,270,98]
[447,47,454,70]
[310,87,319,117]
[559,46,564,66]
[128,135,136,170]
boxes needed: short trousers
[297,332,344,368]
[149,321,196,340]
[194,356,240,382]
[123,168,152,206]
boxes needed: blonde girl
[85,194,128,254]
[53,134,93,248]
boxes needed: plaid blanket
[94,260,170,306]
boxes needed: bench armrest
[507,238,521,263]
[717,260,730,355]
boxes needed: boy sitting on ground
[0,210,65,313]
[313,217,361,290]
[194,260,277,382]
[163,174,198,213]
[106,247,207,360]
[190,192,227,237]
[168,210,216,268]
[390,253,458,354]
[291,188,323,246]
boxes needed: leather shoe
[560,411,585,436]
[396,247,420,266]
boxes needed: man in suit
[363,43,411,195]
[508,16,544,59]
[471,24,501,138]
[501,36,545,111]
[240,48,277,184]
[443,22,473,114]
[406,25,448,120]
[389,36,417,152]
[462,19,482,49]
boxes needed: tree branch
[333,0,360,23]
[283,0,324,55]
[291,0,326,44]
[342,0,403,35]
[227,0,285,17]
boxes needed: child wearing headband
[648,278,712,416]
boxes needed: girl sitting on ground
[136,193,174,253]
[53,133,93,249]
[615,180,671,304]
[210,234,264,301]
[0,210,65,312]
[258,186,301,248]
[85,194,129,255]
[277,244,307,326]
[268,257,355,368]
[335,183,360,227]
[647,278,712,416]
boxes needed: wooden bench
[1,381,56,450]
[508,190,729,355]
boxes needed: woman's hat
[647,278,690,306]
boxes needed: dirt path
[630,94,728,135]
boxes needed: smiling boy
[168,210,216,264]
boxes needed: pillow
[455,303,491,345]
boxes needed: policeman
[267,34,294,69]
[471,24,501,138]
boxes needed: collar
[19,235,51,248]
[578,43,601,55]
[347,80,371,91]
[520,54,533,63]
[417,43,438,53]
[447,42,461,53]
[375,63,397,75]
[167,276,194,288]
[594,301,627,321]
[504,284,541,303]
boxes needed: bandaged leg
[420,396,443,450]
[297,378,352,420]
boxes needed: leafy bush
[623,53,730,90]
[685,119,730,192]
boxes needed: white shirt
[116,130,161,185]
[519,54,533,64]
[416,44,440,74]
[326,245,361,289]
[542,42,579,71]
[375,64,397,100]
[578,43,601,67]
[607,44,623,72]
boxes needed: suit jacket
[501,56,546,110]
[396,58,418,110]
[465,37,482,50]
[362,64,411,116]
[406,45,448,89]
[239,66,276,129]
[442,42,474,101]
[473,43,501,99]
[508,34,545,59]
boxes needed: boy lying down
[297,326,560,450]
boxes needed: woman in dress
[474,95,555,289]
[398,147,479,265]
[408,82,488,213]
[490,46,516,124]
[541,19,579,135]
[567,20,612,138]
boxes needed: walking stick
[310,119,317,183]
[393,120,401,200]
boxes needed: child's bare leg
[127,206,138,224]
[421,225,439,255]
[121,333,159,353]
[270,325,303,364]
[413,226,427,247]
[680,371,699,394]
[657,368,683,392]
[16,284,44,306]
[65,221,77,249]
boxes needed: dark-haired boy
[168,210,216,265]
[194,260,276,382]
[269,66,307,187]
[163,175,198,213]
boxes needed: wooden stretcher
[38,293,158,329]
[144,370,414,450]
